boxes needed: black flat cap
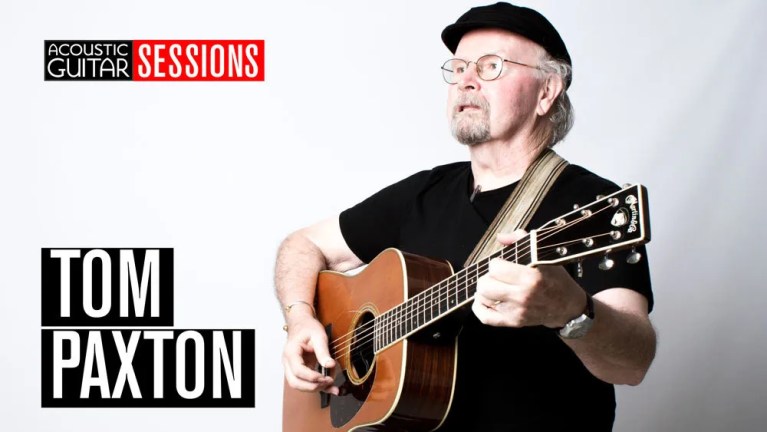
[441,2,572,87]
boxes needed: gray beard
[450,111,491,145]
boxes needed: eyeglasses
[441,54,541,84]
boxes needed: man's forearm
[564,288,656,386]
[274,232,328,317]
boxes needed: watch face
[559,314,594,339]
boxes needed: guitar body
[282,249,458,432]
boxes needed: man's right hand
[282,314,339,395]
[276,217,362,396]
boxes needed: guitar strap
[463,148,569,267]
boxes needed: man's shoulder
[559,164,622,194]
[542,164,624,214]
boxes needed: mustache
[452,94,490,114]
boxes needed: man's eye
[455,66,466,74]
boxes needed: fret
[373,317,378,352]
[514,242,518,263]
[390,306,397,343]
[392,306,399,342]
[390,308,395,345]
[402,304,408,338]
[414,295,420,328]
[474,262,481,294]
[407,302,413,335]
[436,283,445,316]
[428,288,436,322]
[389,308,395,346]
[529,230,538,262]
[415,294,424,328]
[434,288,439,319]
[378,315,383,351]
[439,285,450,316]
[403,304,409,337]
[447,277,457,309]
[379,310,384,349]
[455,276,467,304]
[435,284,442,318]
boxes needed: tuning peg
[596,194,604,200]
[622,183,632,189]
[576,261,584,278]
[626,248,642,264]
[598,254,615,271]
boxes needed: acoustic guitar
[283,184,650,431]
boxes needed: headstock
[529,184,651,267]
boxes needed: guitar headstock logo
[625,195,639,233]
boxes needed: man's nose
[457,62,481,91]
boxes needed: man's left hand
[472,230,588,328]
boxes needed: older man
[277,2,655,430]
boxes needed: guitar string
[359,202,622,353]
[328,207,610,359]
[328,206,603,356]
[329,219,583,359]
[336,230,620,365]
[334,234,595,361]
[337,245,561,364]
[330,228,540,357]
[336,242,587,365]
[331,205,614,359]
[330,202,618,359]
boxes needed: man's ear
[536,74,564,117]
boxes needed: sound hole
[349,311,375,382]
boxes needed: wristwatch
[558,292,595,339]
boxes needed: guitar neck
[372,184,650,353]
[373,243,528,352]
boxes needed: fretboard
[372,241,530,352]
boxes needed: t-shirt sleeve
[572,245,654,312]
[339,170,431,263]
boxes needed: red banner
[132,40,264,81]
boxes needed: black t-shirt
[339,162,653,431]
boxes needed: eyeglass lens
[442,55,504,84]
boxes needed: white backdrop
[2,0,766,430]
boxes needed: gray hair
[536,54,574,147]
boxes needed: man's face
[448,29,546,145]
